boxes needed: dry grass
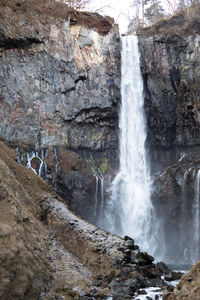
[0,0,114,35]
[138,3,200,36]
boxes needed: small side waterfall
[193,169,200,261]
[180,169,190,261]
[27,152,39,175]
[53,146,59,191]
[106,35,153,252]
[158,166,200,265]
[85,154,104,222]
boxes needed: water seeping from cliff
[85,153,105,223]
[106,35,153,252]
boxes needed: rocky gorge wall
[0,1,121,221]
[138,6,200,264]
[0,1,120,151]
[139,7,200,150]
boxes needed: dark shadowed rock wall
[138,6,200,264]
[139,24,200,148]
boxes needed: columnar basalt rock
[0,2,120,151]
[138,7,200,148]
[0,1,121,220]
[138,6,200,266]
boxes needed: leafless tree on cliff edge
[62,0,91,9]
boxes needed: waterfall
[157,166,200,266]
[193,169,200,262]
[94,176,98,216]
[53,146,59,191]
[27,152,38,175]
[85,153,104,221]
[107,35,152,252]
[180,169,190,262]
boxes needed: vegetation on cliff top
[137,2,200,35]
[0,0,114,35]
[128,0,200,35]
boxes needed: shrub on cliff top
[137,2,200,35]
[0,0,114,35]
[0,0,90,10]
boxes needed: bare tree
[131,0,150,25]
[145,0,165,23]
[63,0,91,9]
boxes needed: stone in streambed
[125,239,135,249]
[156,261,170,274]
[136,252,154,265]
[124,235,134,241]
[164,271,183,282]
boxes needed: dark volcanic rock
[15,145,117,223]
[138,7,200,147]
[0,1,121,223]
[0,2,121,151]
[46,147,95,221]
[151,153,200,263]
[138,6,200,266]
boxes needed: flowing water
[106,35,153,252]
[85,153,105,224]
[192,169,200,262]
[157,166,200,265]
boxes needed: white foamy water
[106,35,153,252]
[192,169,200,262]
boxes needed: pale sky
[86,0,134,33]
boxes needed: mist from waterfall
[105,35,153,253]
[155,166,200,266]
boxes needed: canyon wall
[0,1,121,221]
[138,6,200,264]
[0,2,120,151]
[139,7,200,149]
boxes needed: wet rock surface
[14,145,117,223]
[151,153,200,264]
[138,5,200,269]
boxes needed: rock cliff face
[138,7,200,148]
[0,2,120,151]
[152,153,200,264]
[0,1,121,221]
[138,6,200,265]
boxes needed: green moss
[87,158,98,174]
[100,158,109,174]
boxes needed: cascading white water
[108,35,153,251]
[180,168,190,262]
[84,153,104,222]
[193,169,200,262]
[53,146,59,191]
